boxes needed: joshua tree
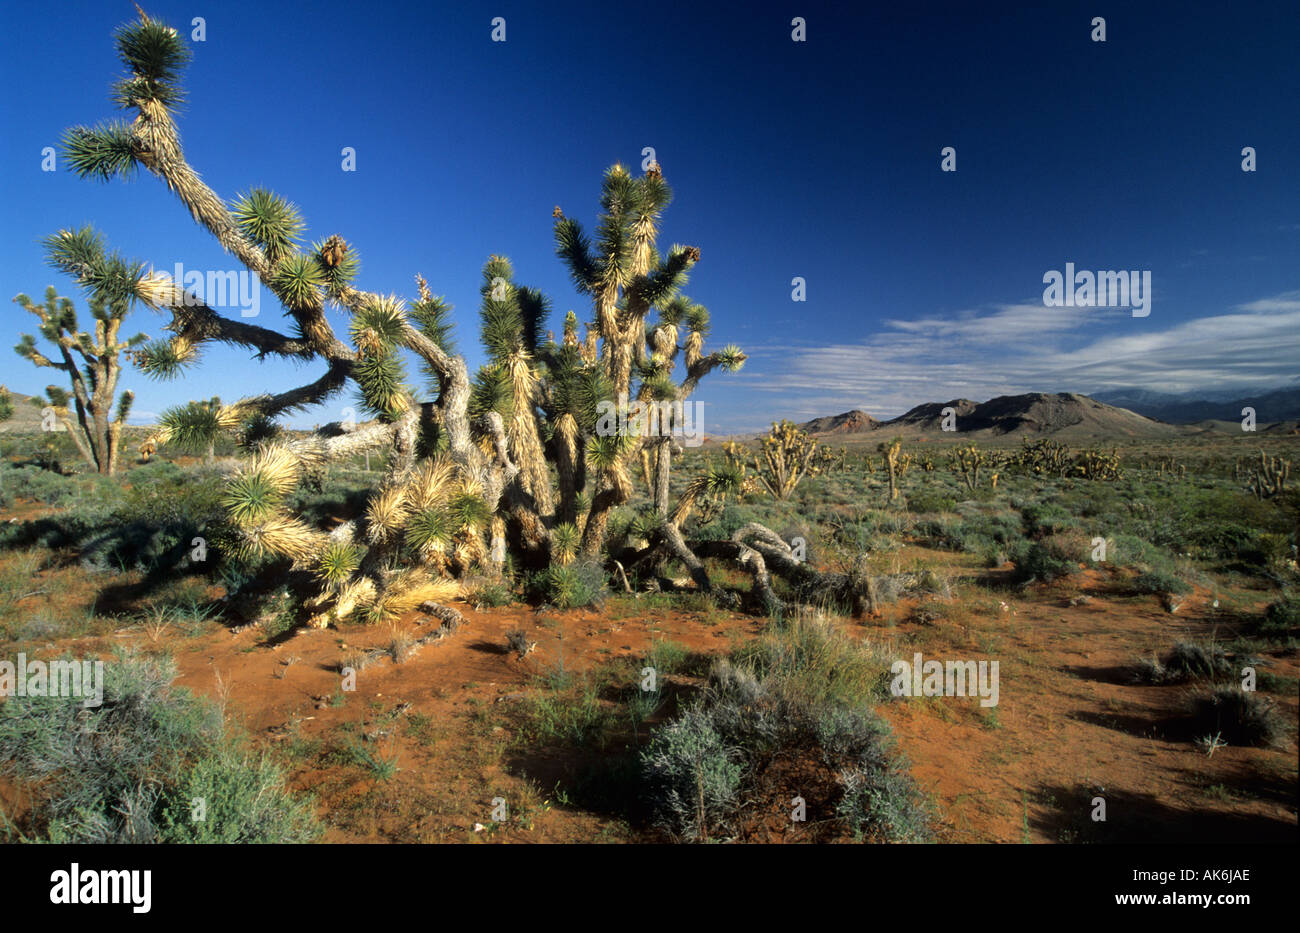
[1073,446,1124,481]
[878,437,912,501]
[43,9,764,626]
[949,443,986,491]
[724,420,821,501]
[1247,451,1290,499]
[12,285,147,474]
[47,8,887,627]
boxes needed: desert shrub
[837,762,933,843]
[641,627,929,843]
[640,706,744,842]
[912,517,959,548]
[906,490,957,515]
[471,580,514,608]
[1258,592,1300,638]
[1009,541,1078,584]
[1110,533,1171,570]
[0,463,227,579]
[731,614,893,710]
[0,464,80,506]
[1020,502,1079,537]
[646,638,692,676]
[1190,686,1286,748]
[515,672,612,747]
[528,559,608,609]
[1137,641,1234,684]
[0,650,318,843]
[1131,570,1192,595]
[155,749,319,843]
[955,511,1023,547]
[1039,531,1092,564]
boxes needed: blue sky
[1,0,1297,434]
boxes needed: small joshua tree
[878,437,911,502]
[13,285,147,474]
[949,443,986,491]
[1248,451,1290,499]
[1073,446,1124,481]
[725,420,820,501]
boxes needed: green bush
[906,490,957,515]
[1259,592,1300,638]
[1010,541,1078,584]
[640,706,743,841]
[641,619,929,843]
[0,650,318,843]
[1131,570,1191,595]
[528,560,607,609]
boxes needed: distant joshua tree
[12,286,147,474]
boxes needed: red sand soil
[2,545,1296,843]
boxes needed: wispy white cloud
[724,292,1300,424]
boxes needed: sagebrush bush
[0,649,318,843]
[1010,540,1078,584]
[640,706,743,842]
[1131,570,1192,596]
[1259,592,1299,638]
[642,617,930,843]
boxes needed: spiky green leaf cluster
[586,432,635,470]
[350,296,406,349]
[61,123,139,181]
[158,398,222,452]
[685,303,711,336]
[469,365,514,420]
[628,245,693,308]
[221,471,282,525]
[239,413,282,450]
[718,344,747,372]
[550,522,580,564]
[133,338,193,380]
[316,541,363,592]
[639,371,678,402]
[234,190,305,265]
[405,507,453,553]
[478,257,527,362]
[43,227,146,308]
[270,253,323,311]
[44,385,70,408]
[410,294,455,353]
[111,12,192,108]
[353,350,408,420]
[448,492,492,534]
[113,390,135,424]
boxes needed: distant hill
[888,398,979,431]
[1093,385,1300,424]
[797,393,1183,441]
[0,388,54,433]
[797,409,882,436]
